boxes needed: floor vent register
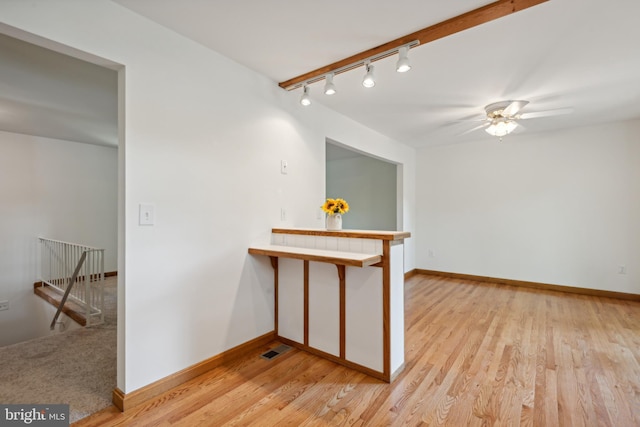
[260,344,292,360]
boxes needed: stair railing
[39,237,105,329]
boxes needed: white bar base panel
[249,228,410,382]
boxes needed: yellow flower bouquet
[322,198,349,216]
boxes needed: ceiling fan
[463,100,573,140]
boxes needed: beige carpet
[0,276,117,424]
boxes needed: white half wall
[0,0,416,393]
[416,119,640,294]
[0,131,117,346]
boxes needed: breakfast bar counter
[249,228,410,382]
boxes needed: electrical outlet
[281,160,288,175]
[0,300,9,311]
[618,265,627,275]
[280,208,287,221]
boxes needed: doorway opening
[0,25,123,423]
[326,140,399,231]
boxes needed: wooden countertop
[271,228,410,241]
[248,244,382,267]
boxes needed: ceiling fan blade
[519,107,574,119]
[502,100,529,117]
[450,118,486,122]
[459,122,489,135]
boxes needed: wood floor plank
[73,274,640,427]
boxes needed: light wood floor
[75,274,640,426]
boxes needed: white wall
[326,155,397,231]
[0,131,117,346]
[416,119,640,294]
[0,0,416,393]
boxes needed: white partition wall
[308,262,340,356]
[277,258,304,344]
[250,228,410,382]
[345,266,383,372]
[390,243,405,374]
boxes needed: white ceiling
[2,0,639,148]
[0,32,118,147]
[113,0,640,147]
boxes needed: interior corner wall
[326,155,397,231]
[0,0,416,393]
[415,119,640,294]
[0,131,117,346]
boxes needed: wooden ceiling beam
[279,0,549,90]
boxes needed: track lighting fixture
[280,0,547,93]
[324,73,336,95]
[396,46,411,73]
[300,85,311,106]
[291,41,418,104]
[284,0,549,109]
[362,62,375,88]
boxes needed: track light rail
[283,41,419,91]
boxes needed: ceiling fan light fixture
[485,119,518,137]
[324,73,336,95]
[396,46,411,73]
[300,85,311,106]
[362,62,375,88]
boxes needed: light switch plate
[139,204,155,225]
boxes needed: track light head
[362,63,375,88]
[324,73,336,95]
[396,46,411,73]
[291,41,418,100]
[300,85,311,106]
